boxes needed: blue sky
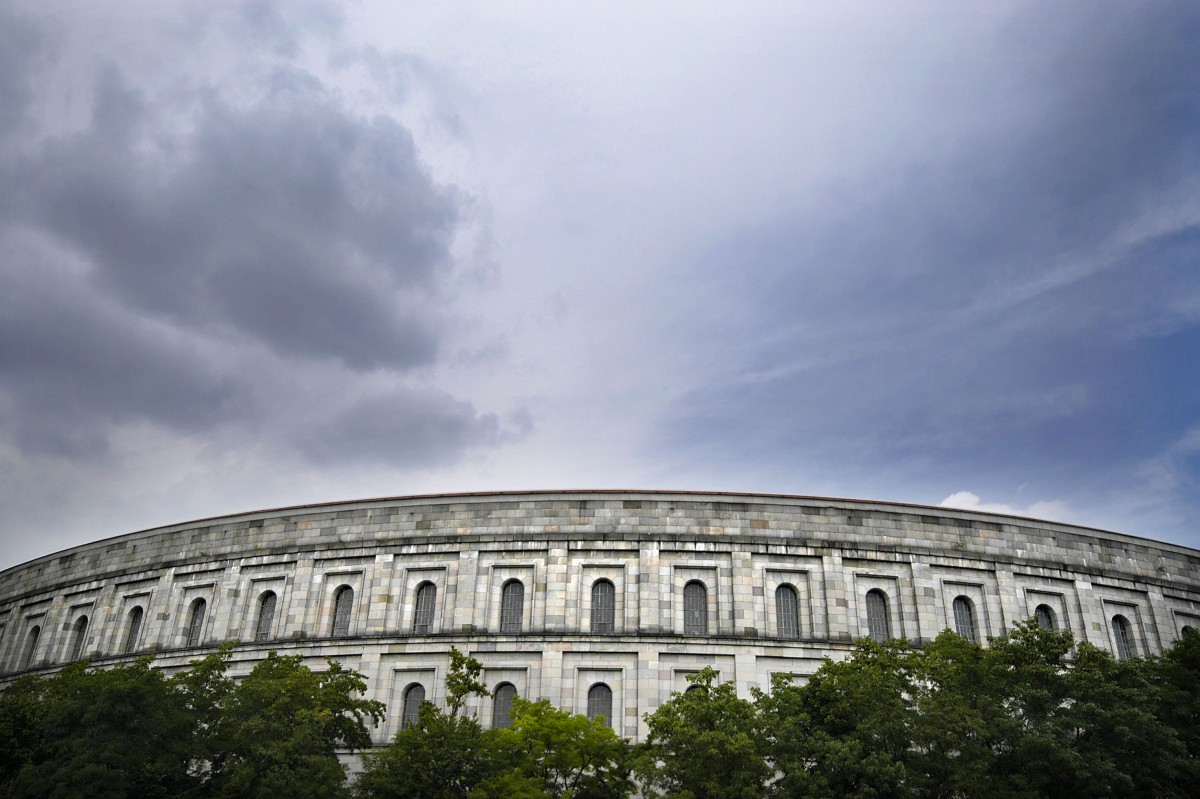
[1,1,1198,569]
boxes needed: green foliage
[685,620,1198,799]
[209,651,385,799]
[2,628,1198,799]
[358,649,630,799]
[0,676,44,792]
[356,690,490,799]
[635,667,769,799]
[1052,642,1187,798]
[478,698,632,799]
[904,631,995,799]
[1149,627,1200,760]
[445,646,490,717]
[0,658,197,799]
[171,644,237,782]
[0,648,382,799]
[766,641,913,799]
[356,646,495,799]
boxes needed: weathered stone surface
[0,490,1197,744]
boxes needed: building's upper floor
[2,491,1198,679]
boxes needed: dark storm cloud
[0,6,46,135]
[0,250,245,457]
[17,65,456,370]
[295,392,506,467]
[0,2,520,469]
[656,4,1200,504]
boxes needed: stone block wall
[1,490,1197,744]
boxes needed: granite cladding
[1,490,1198,745]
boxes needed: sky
[1,1,1199,570]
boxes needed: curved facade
[1,490,1198,743]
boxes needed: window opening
[21,625,40,670]
[500,580,524,633]
[683,581,707,635]
[186,598,207,648]
[124,607,144,654]
[69,615,89,662]
[776,584,800,638]
[952,596,978,643]
[591,579,616,633]
[255,591,277,642]
[1112,615,1134,660]
[332,585,354,637]
[493,682,517,728]
[1034,604,1057,631]
[866,589,890,642]
[587,683,613,727]
[413,582,437,633]
[401,683,425,729]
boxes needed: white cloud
[939,491,1072,523]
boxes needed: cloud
[938,491,1072,524]
[0,5,47,136]
[649,2,1200,513]
[295,391,511,468]
[0,1,522,471]
[0,236,247,456]
[1102,427,1200,536]
[1,1,1197,566]
[15,65,458,370]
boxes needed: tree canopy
[1,627,1197,798]
[634,623,1200,799]
[356,647,632,799]
[0,646,383,799]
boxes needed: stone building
[1,490,1198,744]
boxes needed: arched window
[255,591,277,642]
[1034,604,1057,631]
[591,579,615,633]
[413,582,437,633]
[865,589,890,642]
[69,615,89,662]
[21,625,40,670]
[186,598,207,648]
[587,683,613,727]
[124,607,144,654]
[1111,615,1134,660]
[401,683,425,729]
[683,581,707,635]
[492,682,517,728]
[500,580,524,633]
[952,596,978,643]
[776,584,800,638]
[1183,625,1196,637]
[332,585,354,637]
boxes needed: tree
[355,647,493,799]
[444,646,490,717]
[171,644,237,789]
[634,668,768,799]
[1051,641,1188,799]
[0,676,45,795]
[477,698,632,799]
[0,647,384,799]
[775,640,913,799]
[904,630,1007,799]
[208,651,384,799]
[1150,628,1200,769]
[755,618,1197,799]
[0,658,197,799]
